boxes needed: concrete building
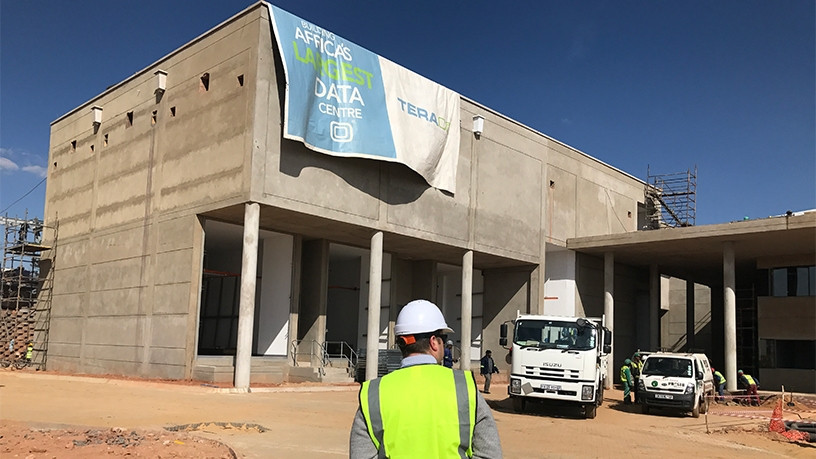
[41,2,815,392]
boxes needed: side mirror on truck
[499,323,508,346]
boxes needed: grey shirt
[349,354,503,458]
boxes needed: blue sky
[1,0,813,225]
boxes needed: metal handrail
[291,339,357,378]
[323,341,358,378]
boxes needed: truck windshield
[514,320,596,351]
[642,357,693,377]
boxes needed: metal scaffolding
[1,212,55,369]
[645,166,697,229]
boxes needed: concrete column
[287,236,302,363]
[365,232,383,381]
[686,279,696,351]
[604,252,614,389]
[460,251,473,371]
[234,202,260,391]
[649,264,660,351]
[723,241,737,392]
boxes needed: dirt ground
[1,368,814,458]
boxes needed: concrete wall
[253,4,644,264]
[45,6,269,378]
[575,253,649,381]
[661,278,713,354]
[758,296,816,340]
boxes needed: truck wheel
[597,384,605,406]
[692,400,700,418]
[512,396,525,413]
[641,404,650,415]
[585,404,597,419]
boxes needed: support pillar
[604,252,614,389]
[723,241,737,392]
[686,279,696,351]
[234,202,260,391]
[649,264,660,351]
[365,232,383,381]
[460,251,473,371]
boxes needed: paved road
[1,371,811,458]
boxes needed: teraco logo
[396,98,451,131]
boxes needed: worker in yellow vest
[620,359,634,404]
[738,370,760,406]
[25,342,33,361]
[712,367,726,402]
[350,299,502,458]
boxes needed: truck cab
[637,352,714,418]
[500,314,611,419]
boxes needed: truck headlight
[510,378,521,394]
[638,379,645,390]
[582,385,594,401]
[685,384,694,394]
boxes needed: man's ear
[429,336,442,353]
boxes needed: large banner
[268,4,460,193]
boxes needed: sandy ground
[1,368,814,458]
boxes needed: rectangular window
[811,267,816,296]
[772,268,788,296]
[770,265,816,297]
[760,339,816,369]
[796,267,810,296]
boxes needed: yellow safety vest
[620,365,631,383]
[743,374,756,386]
[713,371,726,385]
[360,364,477,458]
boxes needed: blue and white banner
[268,4,460,193]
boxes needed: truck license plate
[655,394,674,399]
[540,384,561,391]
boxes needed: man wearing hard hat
[349,299,502,458]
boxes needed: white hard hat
[394,300,453,336]
[446,340,454,346]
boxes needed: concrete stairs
[192,356,289,385]
[193,355,356,384]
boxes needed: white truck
[637,352,715,418]
[499,313,612,419]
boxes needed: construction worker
[25,342,33,362]
[620,359,634,404]
[712,367,726,402]
[349,299,502,458]
[443,340,455,368]
[630,353,643,402]
[738,370,760,406]
[479,350,500,394]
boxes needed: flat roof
[568,212,816,285]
